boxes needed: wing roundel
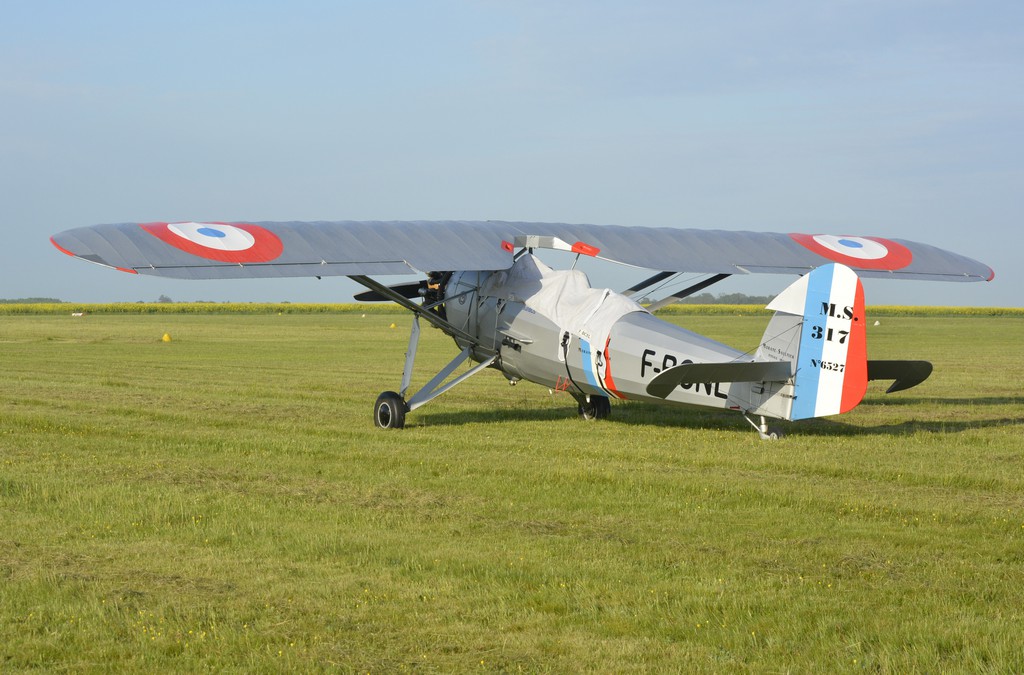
[788,234,913,270]
[140,222,284,263]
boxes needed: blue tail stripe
[792,265,834,420]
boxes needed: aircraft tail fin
[745,263,868,420]
[646,264,914,422]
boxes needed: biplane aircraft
[51,221,993,438]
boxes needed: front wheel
[374,391,407,429]
[578,395,611,420]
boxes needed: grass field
[1,311,1022,672]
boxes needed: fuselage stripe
[579,338,602,391]
[602,336,625,399]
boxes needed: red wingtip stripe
[571,241,600,257]
[50,237,75,257]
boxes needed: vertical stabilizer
[736,263,868,421]
[766,263,868,420]
[726,263,868,421]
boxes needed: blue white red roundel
[790,233,912,270]
[140,222,283,263]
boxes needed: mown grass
[1,313,1022,672]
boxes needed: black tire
[374,391,407,429]
[578,395,611,420]
[765,427,784,440]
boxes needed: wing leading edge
[51,220,994,282]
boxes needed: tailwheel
[743,413,784,440]
[374,391,407,429]
[578,394,611,420]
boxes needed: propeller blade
[353,281,426,302]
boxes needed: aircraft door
[560,331,611,398]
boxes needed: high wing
[51,220,994,282]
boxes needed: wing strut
[621,271,675,298]
[646,273,732,312]
[407,344,497,411]
[373,313,497,429]
[349,274,477,345]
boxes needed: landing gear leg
[576,394,611,420]
[743,413,784,440]
[373,315,495,429]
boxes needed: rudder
[764,263,867,420]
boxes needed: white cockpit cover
[481,254,647,343]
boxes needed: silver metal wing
[51,220,994,282]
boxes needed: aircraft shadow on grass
[857,395,1024,408]
[417,396,1024,437]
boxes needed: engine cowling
[441,270,501,356]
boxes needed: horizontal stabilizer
[646,361,793,399]
[867,360,933,393]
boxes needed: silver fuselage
[441,260,751,411]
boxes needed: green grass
[1,313,1022,672]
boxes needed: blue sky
[3,1,1020,305]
